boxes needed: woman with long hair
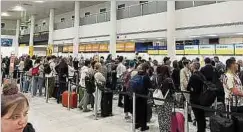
[155,65,175,132]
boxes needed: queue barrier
[15,71,243,132]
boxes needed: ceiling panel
[1,1,105,20]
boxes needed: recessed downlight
[12,5,25,11]
[34,1,45,3]
[206,34,218,37]
[1,12,10,16]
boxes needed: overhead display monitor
[99,44,109,52]
[216,44,234,55]
[176,45,184,55]
[199,45,215,55]
[158,46,168,55]
[116,43,125,51]
[92,44,99,52]
[124,42,135,52]
[1,38,13,46]
[85,44,92,52]
[79,45,85,52]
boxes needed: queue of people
[2,54,243,132]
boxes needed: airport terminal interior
[1,0,243,132]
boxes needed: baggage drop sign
[235,44,243,55]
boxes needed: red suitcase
[62,91,78,108]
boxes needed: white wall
[219,37,243,44]
[1,20,16,29]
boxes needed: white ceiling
[1,1,105,20]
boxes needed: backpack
[196,73,218,106]
[85,75,95,94]
[123,70,133,89]
[129,74,144,94]
[44,63,51,74]
[32,65,40,76]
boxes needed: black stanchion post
[68,79,71,111]
[132,93,136,132]
[94,82,98,120]
[46,77,49,103]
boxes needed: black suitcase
[101,91,113,117]
[232,114,243,132]
[210,114,235,132]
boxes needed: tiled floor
[27,94,209,132]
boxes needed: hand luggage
[232,114,243,132]
[171,112,185,132]
[101,90,113,117]
[62,91,78,109]
[210,101,235,132]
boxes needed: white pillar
[48,9,54,45]
[167,1,176,60]
[15,19,20,56]
[110,0,117,57]
[47,9,54,56]
[73,1,80,58]
[29,15,35,56]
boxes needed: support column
[15,19,20,56]
[110,0,117,57]
[48,8,54,56]
[167,1,176,60]
[29,15,35,57]
[73,1,80,58]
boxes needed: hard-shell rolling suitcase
[232,114,243,132]
[101,91,113,117]
[62,91,78,108]
[171,112,185,132]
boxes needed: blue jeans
[32,76,44,96]
[23,76,30,93]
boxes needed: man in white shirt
[45,56,57,98]
[116,56,127,107]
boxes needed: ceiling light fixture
[1,12,10,16]
[236,33,243,35]
[207,34,218,37]
[34,1,45,3]
[190,36,200,38]
[12,5,25,11]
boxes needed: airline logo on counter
[184,45,199,54]
[235,44,243,55]
[216,44,234,55]
[199,45,215,55]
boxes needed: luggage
[209,115,235,132]
[62,91,78,108]
[210,102,235,132]
[232,114,243,132]
[171,112,185,132]
[129,74,144,94]
[101,90,113,117]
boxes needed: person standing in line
[223,58,243,112]
[45,56,57,98]
[31,59,41,97]
[180,59,192,122]
[116,56,127,107]
[172,60,180,91]
[56,58,68,104]
[79,59,92,112]
[187,62,206,132]
[155,65,176,132]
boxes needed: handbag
[153,77,170,105]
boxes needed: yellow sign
[29,46,34,57]
[216,44,234,55]
[148,50,158,55]
[19,44,26,47]
[47,45,53,56]
[199,45,215,55]
[184,45,199,54]
[235,44,243,55]
[158,50,168,55]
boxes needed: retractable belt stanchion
[68,80,71,111]
[46,77,49,103]
[94,83,98,120]
[184,98,189,132]
[132,92,136,132]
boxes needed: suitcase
[171,112,185,132]
[101,91,113,117]
[62,91,78,109]
[210,115,235,132]
[232,114,243,132]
